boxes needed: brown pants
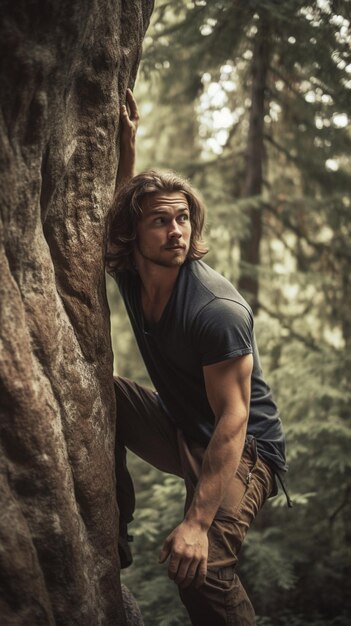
[114,376,274,626]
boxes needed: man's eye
[178,214,189,223]
[154,217,165,225]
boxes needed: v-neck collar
[136,266,184,334]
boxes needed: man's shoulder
[179,262,254,364]
[185,260,252,315]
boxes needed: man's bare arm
[159,353,253,589]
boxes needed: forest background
[106,1,351,625]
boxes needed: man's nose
[168,220,182,238]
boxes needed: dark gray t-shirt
[116,260,287,472]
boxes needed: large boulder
[0,1,154,624]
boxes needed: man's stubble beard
[137,244,189,269]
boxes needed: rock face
[121,585,144,626]
[0,1,153,624]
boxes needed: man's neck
[137,264,181,324]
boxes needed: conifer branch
[263,203,324,253]
[264,134,298,164]
[183,150,245,174]
[258,301,322,353]
[264,220,301,257]
[270,67,307,101]
[263,203,351,263]
[329,485,351,527]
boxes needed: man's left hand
[159,520,208,588]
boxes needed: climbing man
[107,89,290,626]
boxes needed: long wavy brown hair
[106,169,208,273]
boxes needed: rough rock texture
[0,1,153,624]
[121,585,144,626]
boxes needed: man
[107,91,289,626]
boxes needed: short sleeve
[193,298,254,366]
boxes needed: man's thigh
[178,434,274,569]
[209,444,273,571]
[177,436,273,625]
[114,376,183,477]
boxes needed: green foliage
[257,613,351,626]
[241,528,298,593]
[120,453,190,625]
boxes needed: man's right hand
[159,520,208,589]
[121,88,139,151]
[116,88,139,186]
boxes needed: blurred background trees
[107,1,351,624]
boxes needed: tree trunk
[238,13,270,313]
[0,1,153,624]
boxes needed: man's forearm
[115,91,138,192]
[184,412,247,531]
[115,143,136,190]
[159,356,252,588]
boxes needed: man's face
[135,192,192,268]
